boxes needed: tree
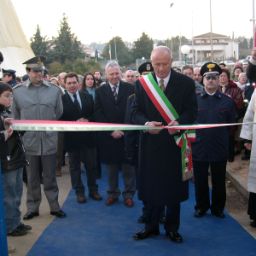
[238,37,249,49]
[50,14,85,64]
[132,33,153,60]
[102,37,132,66]
[30,25,49,59]
[48,59,101,76]
[249,37,253,49]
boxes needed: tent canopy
[0,0,34,76]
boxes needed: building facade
[191,32,239,64]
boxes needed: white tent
[0,0,34,76]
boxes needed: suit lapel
[116,82,125,103]
[67,92,82,113]
[79,91,86,111]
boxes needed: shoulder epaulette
[12,83,24,90]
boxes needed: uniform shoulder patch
[12,83,24,90]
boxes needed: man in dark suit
[94,61,136,207]
[61,72,102,203]
[131,46,197,243]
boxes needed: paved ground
[226,155,256,239]
[8,166,71,256]
[7,155,256,255]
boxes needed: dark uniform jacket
[247,59,256,83]
[192,90,236,162]
[0,113,7,160]
[131,70,197,205]
[60,91,95,151]
[245,60,256,102]
[94,81,134,164]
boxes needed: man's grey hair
[105,60,120,73]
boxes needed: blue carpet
[28,166,256,256]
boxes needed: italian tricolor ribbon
[11,120,254,131]
[139,73,195,180]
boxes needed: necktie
[159,79,165,91]
[112,86,118,101]
[73,93,81,110]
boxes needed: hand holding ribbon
[145,121,163,134]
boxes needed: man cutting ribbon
[131,46,197,243]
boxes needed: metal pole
[114,37,117,61]
[0,161,8,256]
[109,44,112,60]
[191,10,195,65]
[210,0,214,61]
[170,3,174,53]
[253,0,255,47]
[179,34,182,62]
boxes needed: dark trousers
[145,203,180,232]
[56,132,65,170]
[248,192,256,220]
[228,134,235,161]
[68,147,98,196]
[193,161,227,213]
[106,163,136,199]
[141,201,165,222]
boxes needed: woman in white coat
[240,89,256,227]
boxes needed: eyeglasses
[204,75,218,81]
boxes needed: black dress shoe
[194,209,206,218]
[50,210,66,218]
[211,211,225,218]
[23,211,39,220]
[137,215,149,223]
[166,231,183,243]
[8,227,28,237]
[250,219,256,227]
[18,223,32,231]
[133,229,160,240]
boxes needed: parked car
[223,60,235,66]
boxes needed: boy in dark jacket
[0,82,30,236]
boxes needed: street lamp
[209,0,214,61]
[169,3,174,52]
[250,0,256,47]
[181,45,191,65]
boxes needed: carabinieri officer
[192,62,236,219]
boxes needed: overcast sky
[11,0,255,44]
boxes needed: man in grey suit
[12,56,66,220]
[94,61,136,207]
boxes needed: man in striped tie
[94,61,136,208]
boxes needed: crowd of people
[0,46,256,253]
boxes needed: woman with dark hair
[81,73,102,179]
[219,68,244,162]
[82,73,97,101]
[232,65,243,82]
